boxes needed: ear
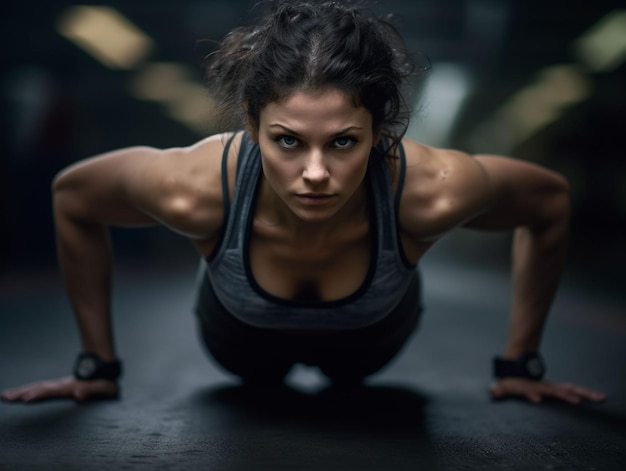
[243,102,259,143]
[247,124,259,143]
[372,127,383,147]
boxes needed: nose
[302,149,329,185]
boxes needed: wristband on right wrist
[73,353,122,381]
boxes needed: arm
[464,155,570,358]
[1,138,225,403]
[399,140,605,404]
[52,147,162,364]
[464,154,605,404]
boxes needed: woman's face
[250,87,379,225]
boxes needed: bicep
[464,155,570,231]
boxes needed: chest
[249,220,371,301]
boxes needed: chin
[296,212,334,224]
[292,206,339,223]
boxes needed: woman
[1,0,606,404]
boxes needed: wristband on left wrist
[493,352,546,380]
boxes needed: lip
[295,193,336,205]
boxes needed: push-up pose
[2,0,606,405]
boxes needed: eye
[275,135,300,149]
[332,136,357,149]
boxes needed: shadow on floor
[179,382,440,470]
[192,382,430,429]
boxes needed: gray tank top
[202,131,415,330]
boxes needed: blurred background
[1,0,625,292]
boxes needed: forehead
[260,88,373,132]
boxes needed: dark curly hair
[204,0,428,157]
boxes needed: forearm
[54,202,117,361]
[503,205,569,358]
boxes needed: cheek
[260,152,294,188]
[340,153,369,183]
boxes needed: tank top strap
[221,131,262,250]
[220,133,237,224]
[368,142,405,255]
[394,142,407,216]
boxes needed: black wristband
[73,353,122,381]
[493,352,546,380]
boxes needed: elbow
[51,166,86,220]
[51,165,73,198]
[531,173,571,238]
[553,173,571,220]
[51,168,73,212]
[554,172,570,197]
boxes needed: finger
[567,385,607,403]
[525,390,543,404]
[1,389,24,401]
[22,379,75,403]
[1,391,22,402]
[22,383,64,403]
[522,381,576,405]
[551,388,582,405]
[1,382,48,401]
[22,387,54,403]
[549,383,607,404]
[489,382,505,399]
[585,391,607,402]
[2,377,74,402]
[2,385,46,402]
[549,384,603,404]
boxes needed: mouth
[295,193,336,205]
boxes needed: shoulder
[397,138,492,240]
[52,132,248,242]
[98,132,242,238]
[122,133,226,206]
[136,132,246,238]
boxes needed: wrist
[73,353,122,381]
[493,351,546,380]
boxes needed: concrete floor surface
[1,252,625,470]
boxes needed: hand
[1,376,119,403]
[489,377,607,405]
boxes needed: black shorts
[194,266,423,384]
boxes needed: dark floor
[1,238,625,471]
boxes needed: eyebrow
[268,124,364,137]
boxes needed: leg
[316,270,423,384]
[194,264,296,384]
[199,324,295,385]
